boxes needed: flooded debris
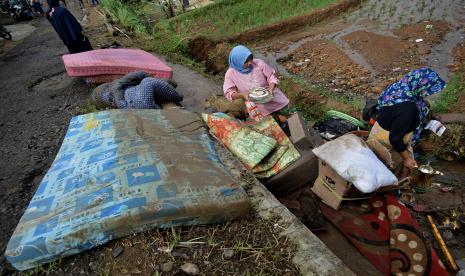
[279,185,326,232]
[427,215,459,271]
[427,124,465,161]
[414,187,463,212]
[321,195,449,275]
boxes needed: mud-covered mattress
[5,109,249,270]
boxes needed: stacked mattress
[62,49,173,84]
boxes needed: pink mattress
[62,49,173,79]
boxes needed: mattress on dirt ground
[62,48,173,79]
[5,109,249,271]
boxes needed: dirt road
[0,1,231,271]
[0,7,92,273]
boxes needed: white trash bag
[312,134,397,193]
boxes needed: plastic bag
[312,134,397,193]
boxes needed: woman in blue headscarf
[367,68,446,177]
[223,45,289,117]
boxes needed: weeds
[77,102,99,115]
[100,0,146,33]
[25,259,62,275]
[433,71,465,113]
[168,227,181,251]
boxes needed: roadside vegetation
[100,0,147,33]
[169,0,337,39]
[98,0,361,118]
[100,0,337,58]
[433,70,465,113]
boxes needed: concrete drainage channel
[215,143,354,275]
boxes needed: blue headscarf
[378,68,446,144]
[228,45,253,74]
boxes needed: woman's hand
[400,150,417,170]
[431,113,442,121]
[232,91,249,101]
[268,83,276,96]
[403,156,418,170]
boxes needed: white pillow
[312,134,397,193]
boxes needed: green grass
[433,71,465,113]
[170,0,337,39]
[101,0,338,62]
[100,0,146,33]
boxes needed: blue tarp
[5,109,249,270]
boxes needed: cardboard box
[264,148,319,196]
[288,113,325,151]
[311,160,370,210]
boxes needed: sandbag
[312,134,397,193]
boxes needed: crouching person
[91,71,183,109]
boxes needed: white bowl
[249,87,273,104]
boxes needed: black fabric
[314,118,358,137]
[66,34,92,54]
[377,101,420,152]
[47,6,88,51]
[362,98,378,122]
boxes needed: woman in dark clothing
[46,0,92,54]
[367,68,446,178]
[32,0,44,16]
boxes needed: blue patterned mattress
[5,109,249,270]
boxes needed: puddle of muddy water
[258,0,464,91]
[335,0,465,80]
[350,0,465,29]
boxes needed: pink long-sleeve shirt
[223,59,289,116]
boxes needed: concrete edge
[214,142,355,276]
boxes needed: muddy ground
[184,0,465,274]
[0,8,89,274]
[256,0,465,93]
[2,0,465,275]
[252,0,465,272]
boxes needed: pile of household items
[202,99,458,275]
[5,49,462,276]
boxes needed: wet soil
[19,214,298,276]
[223,0,362,43]
[0,4,92,274]
[181,0,465,273]
[253,0,465,101]
[281,39,372,95]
